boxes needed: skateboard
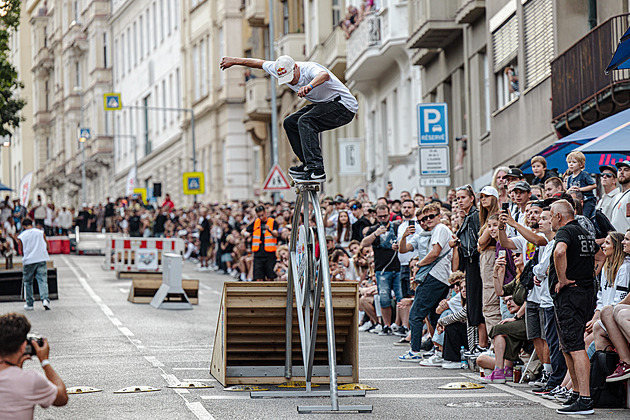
[288,174,323,191]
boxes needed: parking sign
[418,103,449,146]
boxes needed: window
[200,38,208,96]
[120,34,125,76]
[103,33,108,68]
[480,53,491,134]
[193,44,200,101]
[75,61,80,88]
[218,28,224,86]
[176,68,181,115]
[139,16,144,59]
[253,146,261,183]
[73,1,79,23]
[282,1,289,35]
[133,22,138,67]
[46,137,50,160]
[146,9,151,55]
[127,28,131,73]
[162,80,167,128]
[160,0,165,43]
[143,95,151,154]
[169,74,174,124]
[45,81,49,111]
[114,39,119,78]
[173,0,178,29]
[523,0,553,88]
[332,0,342,27]
[492,14,518,108]
[152,2,157,50]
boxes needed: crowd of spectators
[1,150,629,415]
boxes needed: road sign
[419,146,451,187]
[418,103,449,146]
[182,172,205,195]
[103,93,122,111]
[420,177,451,187]
[133,187,147,204]
[262,164,291,190]
[78,128,91,142]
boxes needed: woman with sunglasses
[453,184,488,350]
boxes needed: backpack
[519,248,539,291]
[589,346,625,408]
[591,209,616,240]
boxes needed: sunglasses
[419,213,438,223]
[376,214,389,219]
[456,184,473,192]
[601,173,616,178]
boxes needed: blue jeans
[23,261,48,306]
[400,265,413,297]
[409,274,449,352]
[543,306,567,388]
[376,271,402,308]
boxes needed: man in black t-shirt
[128,211,141,237]
[361,204,401,335]
[548,199,596,415]
[153,207,168,238]
[104,198,116,232]
[196,208,211,271]
[350,201,372,241]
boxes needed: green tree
[0,0,25,138]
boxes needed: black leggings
[463,254,484,326]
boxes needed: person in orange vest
[243,205,279,281]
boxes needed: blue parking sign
[417,103,449,146]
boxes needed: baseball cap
[599,165,618,175]
[274,55,296,85]
[615,160,630,169]
[479,186,499,199]
[512,181,531,192]
[505,167,524,178]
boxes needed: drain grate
[447,400,537,408]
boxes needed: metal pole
[190,110,197,203]
[269,0,279,204]
[79,89,86,206]
[133,135,138,187]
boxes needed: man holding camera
[0,312,68,419]
[17,218,50,311]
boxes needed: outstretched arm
[220,57,265,70]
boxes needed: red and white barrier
[102,237,184,273]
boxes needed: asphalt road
[1,254,627,419]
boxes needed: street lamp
[74,86,86,206]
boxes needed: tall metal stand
[250,180,372,413]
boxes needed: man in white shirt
[58,207,73,235]
[596,165,620,220]
[609,160,630,233]
[16,219,51,311]
[220,55,357,182]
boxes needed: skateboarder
[220,55,358,182]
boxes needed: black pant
[463,255,484,326]
[282,99,355,169]
[443,322,468,362]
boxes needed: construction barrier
[102,237,184,274]
[48,237,71,254]
[210,281,359,386]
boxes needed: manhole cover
[447,400,536,408]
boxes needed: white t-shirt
[396,220,416,266]
[426,223,453,285]
[596,256,630,311]
[597,186,621,220]
[0,366,57,420]
[448,292,463,312]
[18,228,50,265]
[262,61,359,113]
[511,234,546,304]
[610,188,630,233]
[533,238,555,308]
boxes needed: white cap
[274,55,296,85]
[479,186,499,199]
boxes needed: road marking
[61,256,216,420]
[199,283,212,290]
[183,379,218,382]
[201,396,249,400]
[173,368,210,371]
[460,372,558,409]
[360,376,462,381]
[368,392,508,399]
[361,366,429,370]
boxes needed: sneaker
[464,345,487,357]
[42,299,51,310]
[503,366,513,380]
[378,326,393,336]
[288,164,307,176]
[480,368,506,384]
[556,397,594,415]
[441,361,462,370]
[358,321,373,332]
[390,323,400,332]
[398,350,423,362]
[532,384,555,396]
[543,385,566,400]
[294,167,325,182]
[606,360,630,382]
[423,350,436,358]
[393,337,410,346]
[24,304,34,311]
[370,324,383,334]
[562,391,579,407]
[419,354,444,367]
[533,371,551,387]
[393,326,409,337]
[554,387,571,403]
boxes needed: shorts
[199,241,209,257]
[253,255,277,280]
[525,301,545,340]
[489,317,527,361]
[553,285,594,353]
[221,253,233,263]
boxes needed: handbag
[589,345,625,408]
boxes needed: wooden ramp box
[210,281,359,386]
[0,267,59,302]
[127,275,199,305]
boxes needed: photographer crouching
[0,312,68,419]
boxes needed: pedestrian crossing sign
[262,164,291,191]
[103,93,122,111]
[183,172,205,195]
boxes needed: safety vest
[252,218,277,252]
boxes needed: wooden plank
[224,376,354,386]
[210,286,227,386]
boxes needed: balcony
[346,5,409,82]
[63,21,88,54]
[407,0,460,49]
[551,14,630,135]
[244,77,271,121]
[455,0,485,24]
[320,27,347,76]
[275,33,306,61]
[245,0,266,27]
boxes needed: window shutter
[524,0,554,88]
[492,15,518,73]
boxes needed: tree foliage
[0,0,25,138]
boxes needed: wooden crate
[127,276,199,304]
[210,281,359,386]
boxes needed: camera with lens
[24,333,44,356]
